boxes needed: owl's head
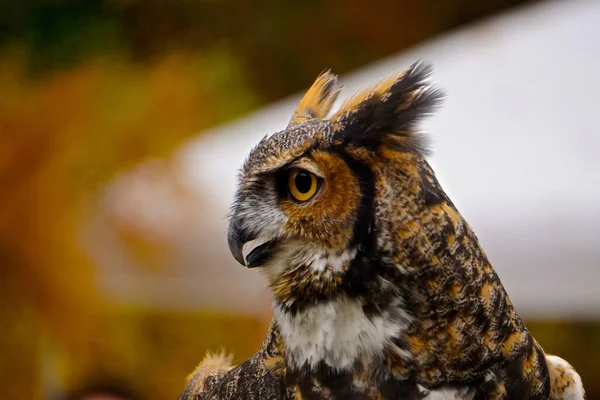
[228,62,444,309]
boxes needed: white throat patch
[274,294,408,371]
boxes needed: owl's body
[181,63,584,399]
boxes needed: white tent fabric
[91,0,598,317]
[174,0,600,318]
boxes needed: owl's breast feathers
[183,322,582,399]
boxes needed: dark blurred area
[2,0,529,100]
[1,0,598,399]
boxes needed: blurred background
[1,0,599,398]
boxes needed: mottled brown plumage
[181,62,584,399]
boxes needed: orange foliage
[0,49,258,399]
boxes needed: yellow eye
[288,169,318,202]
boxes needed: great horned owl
[181,62,585,399]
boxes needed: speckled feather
[181,62,585,399]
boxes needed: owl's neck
[270,247,410,373]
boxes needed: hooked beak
[227,218,278,268]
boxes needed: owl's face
[228,63,442,308]
[228,124,362,281]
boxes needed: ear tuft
[331,61,443,154]
[289,70,341,127]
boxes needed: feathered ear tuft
[331,61,443,154]
[288,70,341,127]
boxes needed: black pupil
[294,171,313,194]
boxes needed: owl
[180,62,585,399]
